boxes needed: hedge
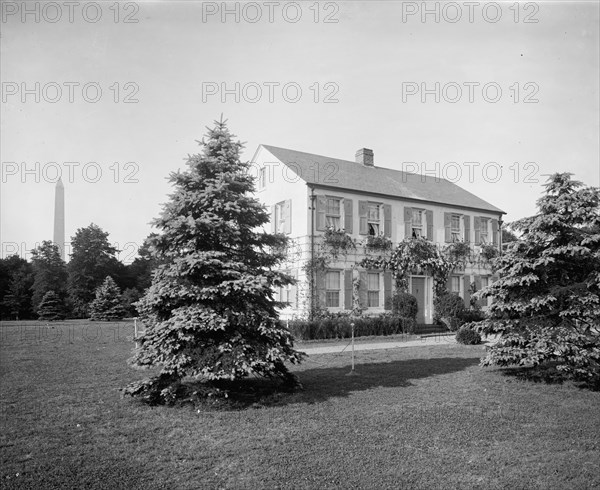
[283,315,416,341]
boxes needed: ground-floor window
[451,276,460,294]
[367,272,380,307]
[326,270,341,307]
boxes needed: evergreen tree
[30,241,68,311]
[474,173,600,387]
[126,119,303,402]
[67,224,121,317]
[89,276,126,321]
[37,290,66,321]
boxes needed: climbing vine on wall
[361,237,455,299]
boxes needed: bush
[460,308,486,323]
[456,325,482,345]
[286,314,416,341]
[434,292,466,330]
[387,292,418,320]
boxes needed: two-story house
[252,145,505,324]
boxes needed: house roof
[260,145,505,215]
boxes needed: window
[279,285,291,305]
[451,276,460,294]
[274,200,290,234]
[326,197,341,229]
[451,214,461,242]
[412,209,423,238]
[479,218,489,244]
[368,203,380,236]
[325,271,341,307]
[367,272,380,307]
[259,167,266,189]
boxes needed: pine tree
[474,173,600,387]
[37,290,65,321]
[89,276,126,321]
[126,119,303,402]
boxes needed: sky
[1,0,599,263]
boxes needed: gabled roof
[260,145,505,214]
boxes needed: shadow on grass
[499,364,600,391]
[178,356,480,410]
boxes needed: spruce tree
[474,173,600,387]
[126,119,303,402]
[37,290,65,321]
[89,276,126,321]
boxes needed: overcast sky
[1,1,598,262]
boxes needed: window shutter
[316,195,327,231]
[290,269,298,309]
[383,204,392,238]
[344,269,353,310]
[426,210,433,241]
[404,206,413,239]
[383,271,392,310]
[344,198,353,234]
[358,201,368,235]
[444,212,452,242]
[359,271,368,308]
[283,199,292,234]
[474,216,481,244]
[315,268,326,309]
[271,205,276,233]
[463,215,470,243]
[491,219,499,246]
[463,275,471,307]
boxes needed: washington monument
[53,178,65,260]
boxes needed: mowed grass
[1,321,599,489]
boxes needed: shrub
[456,325,482,345]
[387,292,418,320]
[37,290,66,321]
[460,308,486,323]
[286,314,415,341]
[434,292,466,330]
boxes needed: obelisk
[53,178,65,260]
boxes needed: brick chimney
[355,148,374,166]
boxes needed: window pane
[368,291,379,307]
[451,215,460,230]
[412,209,422,224]
[326,198,340,215]
[368,203,379,221]
[326,291,340,307]
[367,273,379,290]
[451,276,460,292]
[326,271,340,289]
[326,216,341,229]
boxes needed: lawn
[1,320,599,489]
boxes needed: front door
[411,277,426,324]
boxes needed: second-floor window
[368,203,380,236]
[259,167,266,189]
[273,200,291,234]
[479,218,489,244]
[325,270,340,307]
[451,214,461,242]
[367,272,380,307]
[326,198,341,229]
[412,209,423,238]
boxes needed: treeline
[0,223,157,320]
